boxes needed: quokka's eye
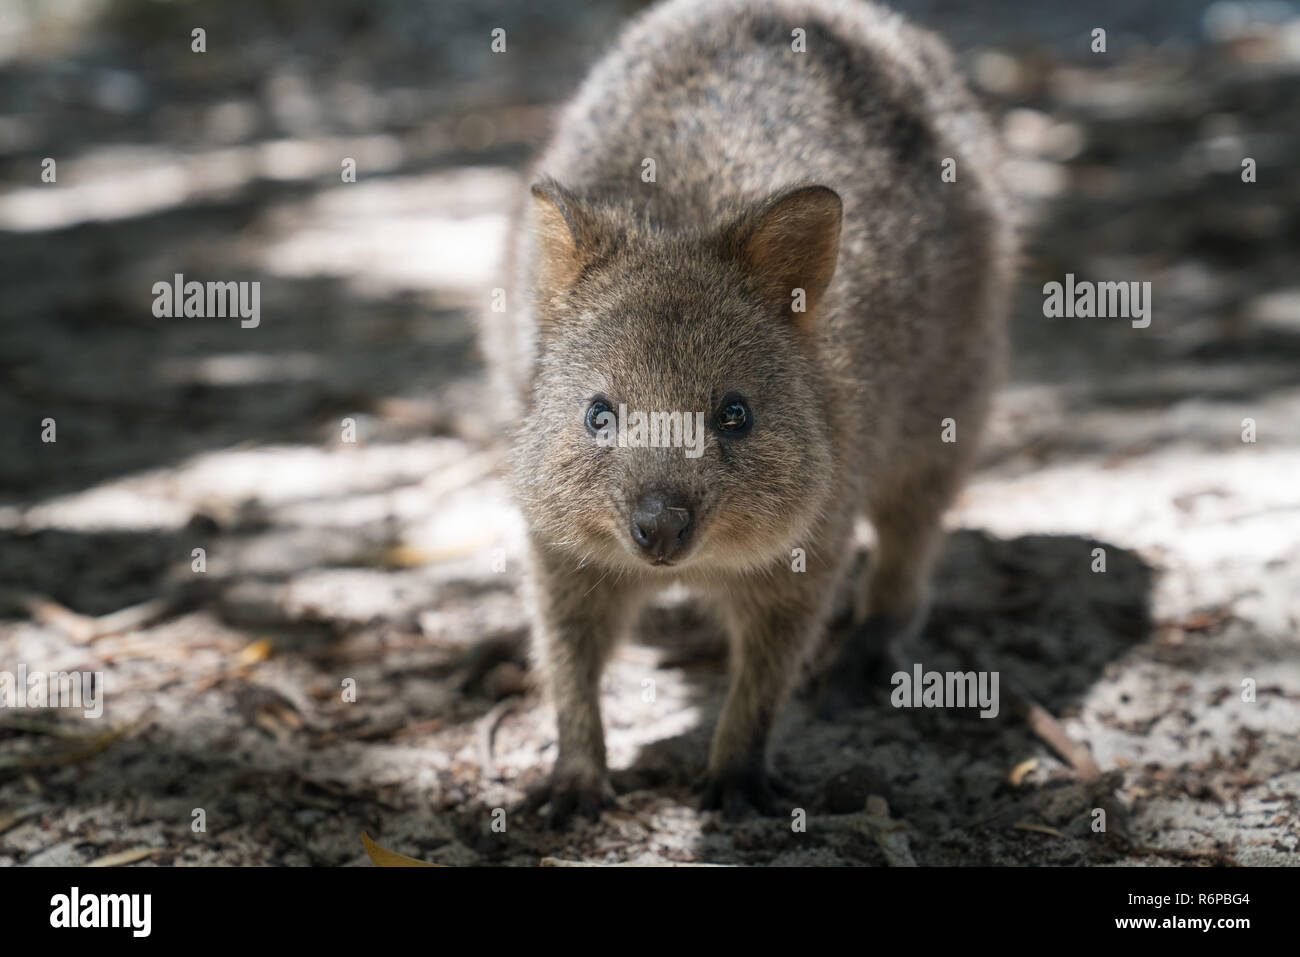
[586,398,613,435]
[715,394,752,435]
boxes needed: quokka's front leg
[521,543,642,828]
[701,573,836,818]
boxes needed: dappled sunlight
[257,168,515,295]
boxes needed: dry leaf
[361,831,443,867]
[0,810,33,835]
[235,639,273,666]
[1008,757,1038,786]
[377,544,436,568]
[1013,821,1065,838]
[89,847,158,867]
[375,538,494,568]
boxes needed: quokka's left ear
[529,177,611,298]
[730,185,843,322]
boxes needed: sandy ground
[1,0,1298,866]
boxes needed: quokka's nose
[629,491,693,562]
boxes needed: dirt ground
[1,1,1298,866]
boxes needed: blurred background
[0,0,1297,866]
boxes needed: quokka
[487,0,1018,824]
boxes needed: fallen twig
[859,795,917,867]
[0,727,126,770]
[540,857,727,867]
[949,637,1132,846]
[478,697,520,781]
[12,593,179,643]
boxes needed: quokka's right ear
[530,178,604,294]
[734,185,842,324]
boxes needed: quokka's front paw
[698,765,795,820]
[519,767,615,829]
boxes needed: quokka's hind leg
[818,453,972,719]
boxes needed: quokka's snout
[627,488,694,564]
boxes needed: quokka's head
[512,178,843,575]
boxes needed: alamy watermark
[50,887,150,937]
[152,273,260,328]
[592,404,706,458]
[891,663,999,718]
[0,665,103,719]
[1042,273,1151,329]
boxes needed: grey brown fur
[486,0,1018,824]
